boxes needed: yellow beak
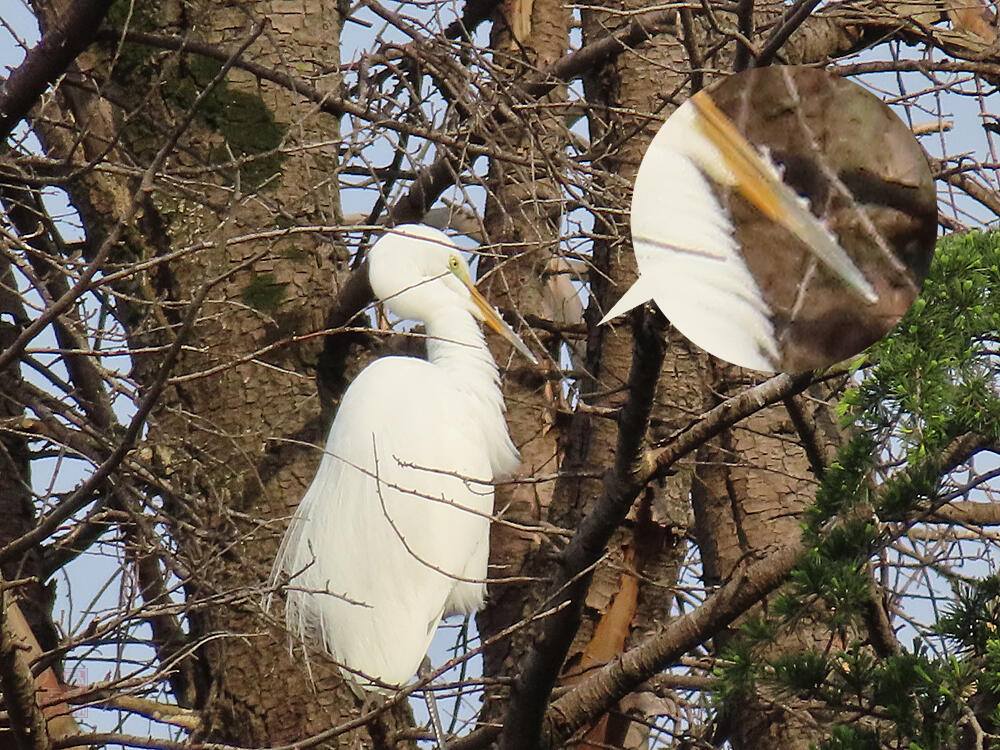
[463,280,538,364]
[690,92,879,304]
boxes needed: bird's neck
[424,310,500,394]
[424,311,519,477]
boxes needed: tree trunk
[554,6,698,743]
[27,0,413,744]
[476,0,569,720]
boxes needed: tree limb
[443,0,503,39]
[538,430,995,745]
[0,627,49,748]
[755,0,824,66]
[886,501,1000,526]
[0,21,262,376]
[89,10,685,340]
[65,692,200,731]
[495,359,817,748]
[547,534,804,744]
[498,309,668,750]
[783,394,828,479]
[0,0,116,140]
[0,578,64,750]
[647,370,816,483]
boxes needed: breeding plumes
[270,224,535,691]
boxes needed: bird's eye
[448,256,460,271]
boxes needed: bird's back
[272,355,496,687]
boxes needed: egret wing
[272,356,494,688]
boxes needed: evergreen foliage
[714,232,1000,749]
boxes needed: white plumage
[602,93,878,371]
[270,225,533,688]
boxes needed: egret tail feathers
[599,276,655,324]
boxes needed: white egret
[270,225,536,696]
[601,88,880,371]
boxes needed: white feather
[605,94,880,370]
[607,100,780,371]
[269,225,520,689]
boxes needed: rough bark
[25,0,411,745]
[487,5,702,746]
[0,251,68,743]
[557,6,701,746]
[0,0,115,139]
[476,0,569,722]
[6,0,998,747]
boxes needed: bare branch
[0,0,115,139]
[0,22,264,378]
[0,612,50,750]
[66,692,200,731]
[755,0,824,66]
[0,578,82,749]
[499,309,668,750]
[540,431,996,744]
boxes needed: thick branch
[65,691,200,731]
[546,540,805,742]
[443,0,503,39]
[448,423,993,750]
[888,501,1000,526]
[386,152,465,226]
[539,431,994,745]
[734,0,755,70]
[452,371,813,750]
[499,309,668,750]
[783,394,827,479]
[837,58,1000,78]
[121,505,198,707]
[93,26,349,118]
[932,156,1000,219]
[497,364,816,748]
[0,21,261,377]
[0,583,52,750]
[0,0,116,140]
[97,8,677,227]
[539,10,676,95]
[755,0,824,65]
[647,370,815,482]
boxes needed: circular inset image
[602,65,938,372]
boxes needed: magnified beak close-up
[617,65,938,372]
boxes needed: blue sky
[2,3,998,744]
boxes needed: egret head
[367,224,537,363]
[368,225,471,320]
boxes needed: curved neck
[424,311,500,394]
[423,310,518,477]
